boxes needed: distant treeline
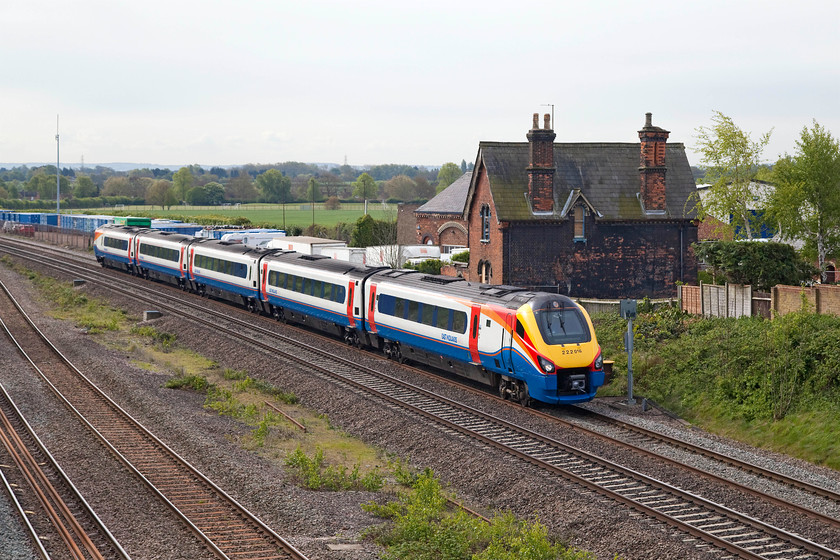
[0,159,475,207]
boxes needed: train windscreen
[533,300,591,345]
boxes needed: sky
[2,0,839,170]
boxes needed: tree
[186,186,209,205]
[693,241,816,291]
[383,174,417,201]
[255,169,291,203]
[414,176,435,200]
[765,121,840,281]
[146,179,177,209]
[694,111,773,239]
[352,172,377,213]
[226,173,259,202]
[324,196,341,210]
[203,182,226,205]
[305,177,322,203]
[72,175,98,198]
[102,176,132,197]
[436,162,461,194]
[172,167,194,202]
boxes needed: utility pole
[56,115,60,213]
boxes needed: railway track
[0,273,308,560]
[0,382,129,560]
[2,235,840,558]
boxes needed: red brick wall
[466,164,504,284]
[526,116,555,213]
[397,203,421,245]
[414,214,468,246]
[638,124,669,212]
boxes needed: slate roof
[471,142,698,222]
[415,172,472,215]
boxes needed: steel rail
[2,236,839,558]
[0,277,308,560]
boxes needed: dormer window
[480,204,491,242]
[574,205,586,241]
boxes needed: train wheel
[513,381,531,407]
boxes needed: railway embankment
[593,304,840,470]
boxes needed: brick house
[412,171,471,250]
[460,113,698,299]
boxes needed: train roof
[189,237,280,258]
[265,250,387,277]
[371,269,554,309]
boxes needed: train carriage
[92,224,604,407]
[260,252,384,343]
[187,239,266,309]
[93,224,142,271]
[365,270,603,405]
[134,229,195,287]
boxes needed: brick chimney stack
[527,113,556,213]
[638,112,670,212]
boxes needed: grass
[70,202,397,230]
[593,307,840,471]
[1,255,600,557]
[362,469,596,560]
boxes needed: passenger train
[93,224,605,406]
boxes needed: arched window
[826,264,836,283]
[478,260,492,283]
[480,204,491,242]
[574,205,586,241]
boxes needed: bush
[693,240,817,291]
[450,250,469,263]
[363,469,593,559]
[285,446,384,491]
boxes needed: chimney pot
[645,112,652,128]
[532,113,539,129]
[544,113,551,130]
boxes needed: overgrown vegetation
[363,469,595,560]
[2,258,127,333]
[285,446,385,491]
[595,305,840,469]
[693,240,817,291]
[404,259,444,275]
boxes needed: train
[93,224,605,406]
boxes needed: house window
[478,260,492,283]
[480,204,491,242]
[574,205,586,241]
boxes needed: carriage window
[104,237,128,251]
[453,311,467,334]
[437,308,450,330]
[421,303,435,326]
[408,300,419,321]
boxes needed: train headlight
[594,354,603,370]
[538,356,556,374]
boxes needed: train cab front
[515,294,605,405]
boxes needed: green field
[73,202,398,230]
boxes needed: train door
[468,304,481,365]
[502,313,515,374]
